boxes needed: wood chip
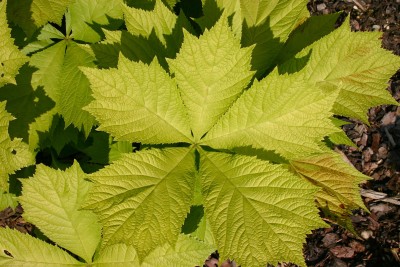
[330,246,355,258]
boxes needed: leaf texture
[30,41,67,101]
[19,162,101,263]
[203,72,339,158]
[141,234,214,267]
[30,39,97,133]
[290,152,369,217]
[83,55,192,144]
[168,15,254,139]
[0,0,29,87]
[84,147,196,258]
[122,0,177,45]
[93,244,140,267]
[280,17,400,122]
[70,0,124,43]
[240,0,309,76]
[58,43,96,134]
[0,227,83,266]
[199,150,326,266]
[0,64,54,142]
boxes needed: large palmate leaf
[279,17,400,122]
[74,3,400,266]
[84,147,196,257]
[0,0,28,87]
[203,72,339,158]
[199,150,326,266]
[0,227,83,266]
[83,56,192,144]
[168,16,254,139]
[19,162,101,263]
[0,102,34,191]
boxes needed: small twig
[352,0,367,12]
[361,189,400,205]
[360,189,387,200]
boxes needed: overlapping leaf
[69,0,124,43]
[240,0,309,75]
[199,150,326,266]
[0,64,54,142]
[200,0,310,76]
[30,41,67,101]
[30,0,74,27]
[0,102,34,191]
[83,56,192,144]
[84,147,196,258]
[19,162,101,263]
[0,0,28,87]
[279,17,400,122]
[58,43,97,134]
[168,16,254,139]
[0,228,211,267]
[122,0,177,45]
[141,234,214,267]
[93,243,140,267]
[290,152,369,217]
[30,38,96,133]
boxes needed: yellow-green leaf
[0,0,28,87]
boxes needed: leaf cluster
[0,0,399,266]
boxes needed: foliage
[0,0,399,266]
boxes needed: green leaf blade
[280,18,400,122]
[240,0,309,76]
[290,152,369,217]
[0,227,83,266]
[0,101,34,191]
[141,234,214,267]
[83,55,192,144]
[93,244,140,267]
[122,0,177,45]
[30,0,74,27]
[168,15,254,139]
[70,0,124,43]
[199,150,326,266]
[0,0,29,87]
[19,162,101,263]
[84,147,197,258]
[30,41,67,101]
[203,73,339,158]
[58,43,96,134]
